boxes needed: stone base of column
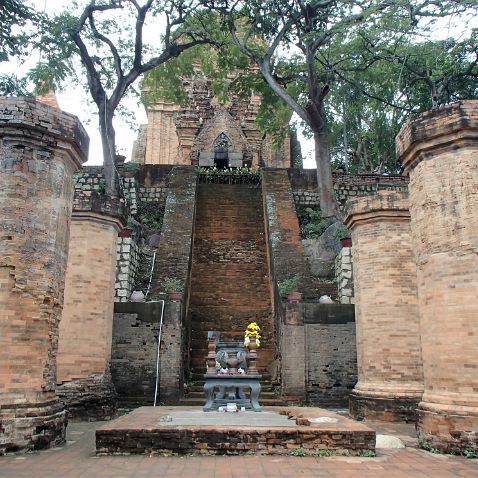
[417,402,478,454]
[349,392,420,423]
[0,398,66,455]
[56,369,117,421]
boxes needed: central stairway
[181,183,282,406]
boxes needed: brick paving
[1,420,477,477]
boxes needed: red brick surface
[1,419,477,478]
[188,184,275,376]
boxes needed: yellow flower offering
[244,322,261,348]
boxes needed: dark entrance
[213,133,232,169]
[214,147,229,169]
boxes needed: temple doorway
[213,133,232,169]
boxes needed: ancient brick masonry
[397,100,478,452]
[0,98,88,453]
[188,183,275,379]
[56,192,126,420]
[345,191,423,422]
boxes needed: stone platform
[96,406,375,455]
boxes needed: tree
[326,29,478,173]
[29,0,215,195]
[0,0,43,94]
[203,0,478,218]
[0,0,40,62]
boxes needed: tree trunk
[313,127,341,220]
[98,107,118,196]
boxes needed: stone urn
[225,352,240,374]
[130,290,145,302]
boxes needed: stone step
[177,397,287,407]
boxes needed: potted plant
[119,217,136,238]
[334,224,352,248]
[278,274,302,302]
[161,276,185,300]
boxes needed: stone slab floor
[1,418,477,478]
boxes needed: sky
[4,1,477,168]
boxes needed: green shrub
[161,277,184,293]
[278,274,300,295]
[291,447,306,457]
[334,224,351,240]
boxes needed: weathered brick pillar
[397,101,478,452]
[281,302,306,403]
[159,300,184,404]
[56,192,126,420]
[0,98,88,453]
[345,191,423,421]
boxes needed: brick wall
[115,236,141,302]
[262,169,315,298]
[149,166,197,298]
[0,97,87,453]
[305,304,357,406]
[111,301,183,404]
[289,169,408,209]
[335,247,354,304]
[280,303,357,406]
[187,183,275,380]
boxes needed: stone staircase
[181,183,283,406]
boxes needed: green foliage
[418,440,441,454]
[197,166,261,184]
[314,448,333,457]
[291,447,306,457]
[138,201,165,231]
[334,225,351,241]
[142,10,293,148]
[357,450,377,457]
[0,74,30,97]
[273,385,281,399]
[296,207,334,239]
[161,277,184,293]
[0,0,41,63]
[122,162,141,174]
[278,274,300,295]
[325,24,478,173]
[464,448,477,459]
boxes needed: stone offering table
[203,374,262,412]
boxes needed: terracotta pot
[287,291,303,302]
[340,237,352,247]
[115,154,126,165]
[119,228,134,238]
[167,291,183,301]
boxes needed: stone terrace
[95,406,375,456]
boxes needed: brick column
[159,301,184,404]
[345,191,423,421]
[397,101,478,452]
[56,192,126,420]
[281,303,306,403]
[0,98,88,453]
